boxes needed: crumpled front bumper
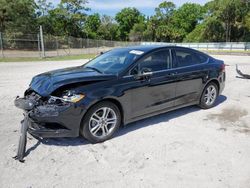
[14,97,84,138]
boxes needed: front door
[128,48,177,119]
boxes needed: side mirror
[134,68,153,80]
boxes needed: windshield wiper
[85,66,103,74]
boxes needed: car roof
[119,45,197,53]
[118,45,210,57]
[121,45,168,53]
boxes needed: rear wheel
[80,101,121,143]
[199,82,218,109]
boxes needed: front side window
[175,49,208,67]
[135,49,171,73]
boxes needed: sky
[49,0,209,16]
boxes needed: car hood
[29,66,116,96]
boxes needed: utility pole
[0,32,4,58]
[40,25,45,58]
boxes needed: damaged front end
[14,90,85,162]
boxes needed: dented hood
[30,66,116,96]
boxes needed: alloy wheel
[89,107,117,138]
[204,85,217,106]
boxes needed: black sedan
[15,46,225,144]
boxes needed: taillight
[220,64,225,72]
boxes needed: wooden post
[37,33,41,58]
[0,32,4,58]
[56,36,59,57]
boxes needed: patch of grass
[0,54,96,62]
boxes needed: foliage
[37,0,88,37]
[115,8,142,41]
[203,0,250,42]
[0,0,250,42]
[129,21,146,41]
[84,13,101,38]
[97,15,119,40]
[171,3,205,41]
[0,0,37,33]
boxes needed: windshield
[83,48,143,74]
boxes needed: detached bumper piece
[236,64,250,79]
[14,97,80,162]
[13,114,29,162]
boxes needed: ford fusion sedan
[15,46,225,144]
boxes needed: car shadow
[24,136,89,158]
[214,95,227,107]
[25,95,227,156]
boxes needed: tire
[80,101,121,143]
[199,82,219,109]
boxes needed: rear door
[172,48,209,107]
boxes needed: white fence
[142,42,250,51]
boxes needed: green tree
[1,0,250,43]
[143,16,158,41]
[155,1,175,20]
[154,1,176,42]
[84,13,101,39]
[0,0,37,33]
[171,3,205,40]
[97,15,118,40]
[36,0,53,17]
[115,8,143,41]
[185,17,224,42]
[46,0,89,36]
[206,0,250,42]
[36,0,54,34]
[129,21,146,41]
[245,13,250,30]
[186,0,250,42]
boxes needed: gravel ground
[0,55,250,188]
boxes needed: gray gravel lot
[0,55,250,188]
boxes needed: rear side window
[138,49,171,72]
[175,49,208,67]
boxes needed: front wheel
[199,82,218,109]
[80,101,121,143]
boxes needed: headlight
[62,94,85,103]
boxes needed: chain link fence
[0,32,141,58]
[0,31,250,58]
